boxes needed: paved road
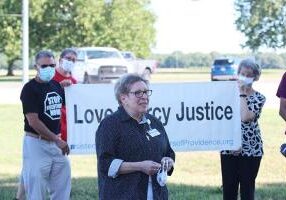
[0,80,281,109]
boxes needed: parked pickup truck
[120,51,158,80]
[72,47,132,83]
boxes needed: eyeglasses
[38,64,56,68]
[129,90,152,98]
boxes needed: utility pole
[22,0,29,84]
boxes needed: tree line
[153,51,286,69]
[3,51,286,70]
[2,0,286,74]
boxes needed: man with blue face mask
[19,50,71,200]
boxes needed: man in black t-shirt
[19,50,71,200]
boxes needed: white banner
[65,82,241,154]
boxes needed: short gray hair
[238,58,261,81]
[60,48,77,58]
[35,50,54,64]
[114,73,149,105]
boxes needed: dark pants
[220,154,261,200]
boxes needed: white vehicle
[72,47,131,83]
[121,51,158,80]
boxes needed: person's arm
[279,97,286,121]
[96,117,161,178]
[26,113,69,154]
[276,72,286,120]
[240,96,255,122]
[157,118,175,175]
[118,161,161,176]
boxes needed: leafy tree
[235,0,286,51]
[0,0,156,75]
[30,0,156,56]
[256,52,284,68]
[0,0,22,75]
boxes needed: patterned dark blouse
[222,91,266,157]
[96,106,175,200]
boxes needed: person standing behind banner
[20,50,71,200]
[220,59,266,200]
[15,48,77,200]
[53,48,77,142]
[96,74,175,200]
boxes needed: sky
[150,0,246,54]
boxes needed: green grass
[152,68,285,82]
[0,69,35,82]
[1,104,286,199]
[1,69,286,199]
[0,68,285,83]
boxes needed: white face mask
[238,75,254,86]
[157,160,168,187]
[61,59,75,72]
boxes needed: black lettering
[186,107,195,121]
[210,101,214,120]
[196,106,204,120]
[84,109,94,123]
[74,104,83,124]
[153,107,162,121]
[224,106,233,120]
[162,107,171,126]
[215,106,224,120]
[176,102,185,121]
[94,109,104,123]
[205,102,210,120]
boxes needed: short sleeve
[247,92,266,119]
[276,72,286,98]
[20,84,39,114]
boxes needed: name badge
[148,129,161,137]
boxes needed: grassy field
[1,69,286,199]
[0,105,286,199]
[0,105,286,200]
[0,67,285,83]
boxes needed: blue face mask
[38,66,55,82]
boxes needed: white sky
[150,0,246,54]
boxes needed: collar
[118,106,133,122]
[139,115,149,124]
[118,106,148,124]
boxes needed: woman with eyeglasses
[96,73,175,200]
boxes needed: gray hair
[60,48,77,58]
[238,58,261,81]
[35,50,54,64]
[114,73,149,105]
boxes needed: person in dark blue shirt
[96,74,175,200]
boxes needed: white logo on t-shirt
[44,92,62,120]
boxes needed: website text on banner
[65,82,241,154]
